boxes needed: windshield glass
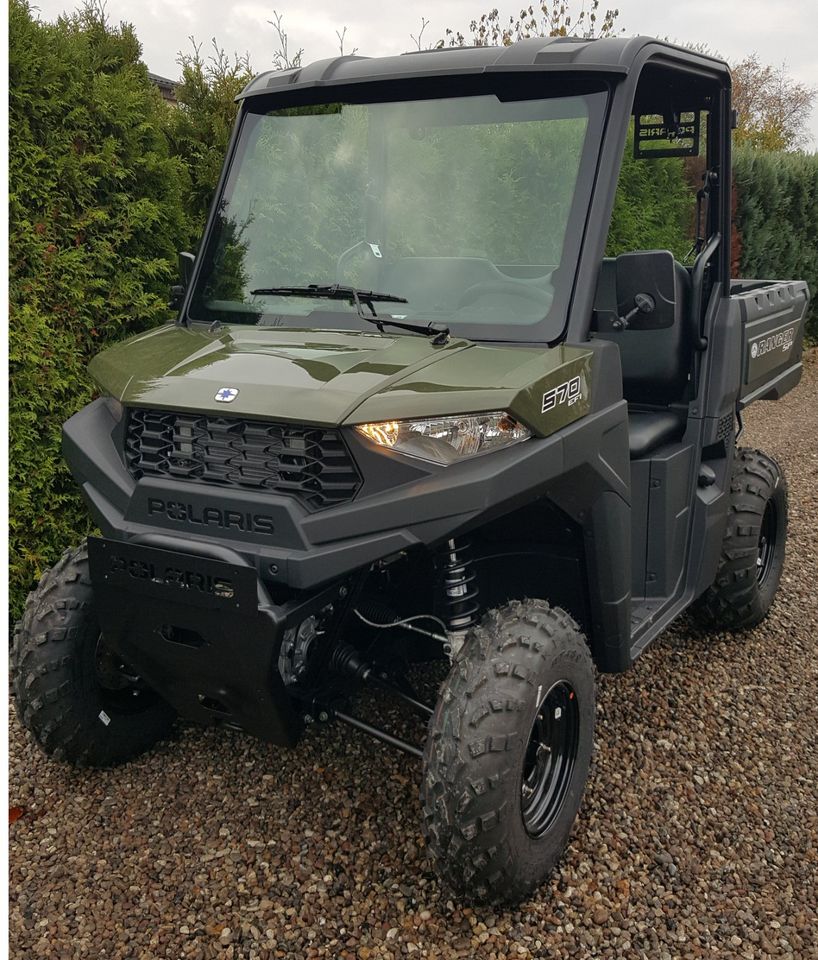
[189,85,607,341]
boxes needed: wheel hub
[94,636,153,713]
[520,681,580,838]
[95,637,141,692]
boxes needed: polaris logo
[751,325,796,360]
[215,387,239,403]
[147,498,275,535]
[108,554,235,600]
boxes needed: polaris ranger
[13,36,809,902]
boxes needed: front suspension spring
[436,538,480,642]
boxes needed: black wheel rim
[757,499,778,586]
[520,681,580,838]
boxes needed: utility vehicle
[13,36,809,902]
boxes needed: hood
[89,323,593,433]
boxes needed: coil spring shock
[437,538,480,657]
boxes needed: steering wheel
[456,280,551,311]
[335,239,381,283]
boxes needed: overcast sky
[31,0,818,143]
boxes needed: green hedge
[606,145,695,261]
[167,46,252,235]
[733,147,818,340]
[8,1,191,619]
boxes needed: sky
[30,0,818,144]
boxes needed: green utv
[13,37,809,902]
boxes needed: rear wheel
[691,448,788,631]
[11,541,175,767]
[420,600,595,903]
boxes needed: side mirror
[168,251,196,310]
[614,250,679,330]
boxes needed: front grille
[125,409,361,510]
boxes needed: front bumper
[65,390,634,680]
[63,398,583,592]
[70,399,578,745]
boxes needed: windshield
[189,84,607,341]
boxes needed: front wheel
[420,600,595,903]
[11,541,176,767]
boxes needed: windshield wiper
[249,283,450,345]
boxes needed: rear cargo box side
[732,280,810,408]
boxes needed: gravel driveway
[9,350,817,960]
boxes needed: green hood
[89,323,593,436]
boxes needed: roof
[237,36,730,101]
[148,72,179,90]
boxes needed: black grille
[716,413,734,444]
[125,409,361,510]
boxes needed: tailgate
[734,280,810,408]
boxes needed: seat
[592,254,693,458]
[591,256,693,406]
[627,409,686,459]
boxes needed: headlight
[356,412,530,465]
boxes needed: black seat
[592,254,693,457]
[627,409,686,458]
[592,256,693,405]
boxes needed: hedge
[733,147,818,340]
[605,143,695,261]
[8,1,192,619]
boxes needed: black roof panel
[237,36,730,101]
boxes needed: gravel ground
[9,350,818,960]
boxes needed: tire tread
[692,448,787,631]
[10,540,175,767]
[420,599,594,903]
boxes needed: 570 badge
[542,375,583,414]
